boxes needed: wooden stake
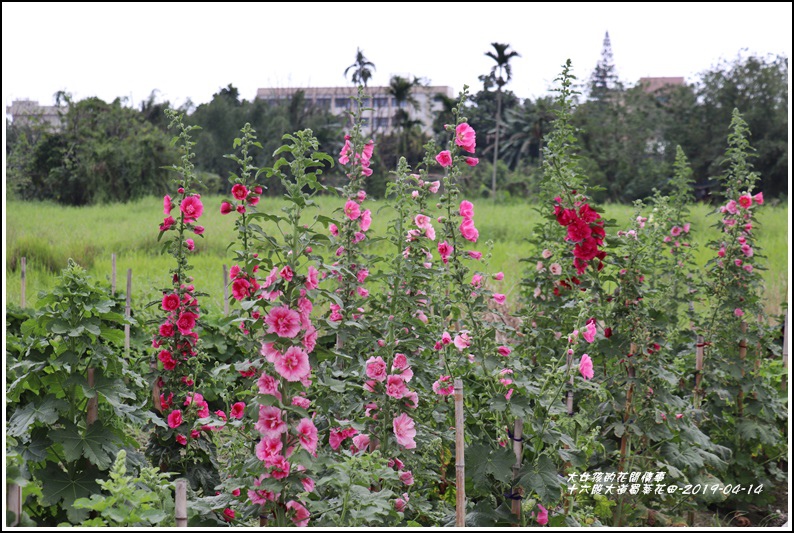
[223,264,229,316]
[454,378,465,527]
[511,418,524,522]
[738,321,747,417]
[566,349,574,415]
[175,478,187,527]
[783,310,789,391]
[618,344,636,473]
[111,253,117,295]
[86,368,98,426]
[20,257,26,308]
[124,269,132,356]
[7,482,22,526]
[694,335,705,411]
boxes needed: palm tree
[345,47,376,87]
[388,75,422,152]
[484,42,520,198]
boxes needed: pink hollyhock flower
[162,293,180,311]
[185,239,195,251]
[395,494,409,512]
[357,268,370,283]
[415,214,432,229]
[725,199,739,214]
[279,265,294,281]
[352,433,370,453]
[286,500,310,527]
[550,263,562,276]
[454,332,471,351]
[455,123,476,152]
[269,455,290,479]
[163,195,174,214]
[265,306,302,338]
[167,409,183,428]
[258,372,281,399]
[255,405,287,438]
[329,223,339,237]
[433,375,454,395]
[505,388,514,401]
[743,264,754,273]
[292,396,311,409]
[353,231,366,244]
[717,247,726,257]
[305,266,319,290]
[436,150,453,167]
[400,470,415,486]
[579,354,594,380]
[536,504,549,526]
[176,434,187,446]
[386,374,407,399]
[459,218,479,242]
[359,209,372,232]
[459,200,474,218]
[676,413,684,419]
[230,402,246,419]
[498,345,512,357]
[339,136,352,165]
[222,508,235,522]
[493,293,506,305]
[467,250,483,260]
[159,216,176,232]
[393,412,417,449]
[429,180,441,193]
[357,190,367,202]
[741,244,754,257]
[465,157,479,166]
[438,241,453,264]
[220,201,233,215]
[176,312,198,335]
[403,390,418,409]
[296,418,318,455]
[231,277,252,300]
[231,183,248,200]
[734,259,743,267]
[734,308,745,317]
[366,356,388,382]
[542,248,553,259]
[393,353,409,370]
[670,226,682,237]
[753,192,764,205]
[441,331,452,345]
[260,342,281,363]
[344,200,361,220]
[301,325,318,353]
[180,195,204,222]
[738,194,753,209]
[275,346,311,382]
[471,273,483,287]
[301,477,315,493]
[683,222,691,233]
[583,321,597,343]
[494,272,504,281]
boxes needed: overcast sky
[2,2,791,110]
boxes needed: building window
[315,97,331,110]
[391,97,407,108]
[374,116,390,129]
[335,97,352,109]
[373,97,389,108]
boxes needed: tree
[387,75,422,153]
[588,31,623,100]
[344,47,376,87]
[483,42,520,198]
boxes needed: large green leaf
[51,421,117,470]
[521,455,562,501]
[39,462,100,523]
[467,444,515,487]
[7,396,69,437]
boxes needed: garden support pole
[454,378,465,527]
[694,335,705,411]
[783,310,789,391]
[738,321,747,417]
[86,368,98,426]
[20,257,26,308]
[511,418,524,522]
[7,483,21,526]
[223,264,229,316]
[124,269,132,357]
[111,253,117,295]
[175,479,187,527]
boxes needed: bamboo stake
[566,349,574,415]
[86,368,98,426]
[7,482,22,526]
[782,310,789,391]
[175,479,187,527]
[510,418,524,522]
[222,264,229,316]
[20,257,26,308]
[618,344,637,473]
[454,378,465,527]
[694,336,705,411]
[124,269,132,356]
[738,321,747,417]
[111,253,117,295]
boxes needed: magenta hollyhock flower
[176,434,187,445]
[292,396,311,409]
[725,199,739,215]
[255,405,287,438]
[753,192,764,205]
[231,183,248,200]
[467,250,482,260]
[465,157,479,166]
[455,123,476,152]
[301,477,315,493]
[231,277,252,300]
[257,372,282,399]
[459,200,474,218]
[230,402,246,419]
[493,293,506,305]
[393,353,409,370]
[459,218,479,242]
[441,331,452,345]
[471,273,483,287]
[536,504,549,526]
[180,195,204,222]
[162,293,180,311]
[357,268,369,283]
[176,312,198,335]
[222,508,235,522]
[579,354,594,380]
[566,218,592,242]
[159,322,175,337]
[738,194,753,209]
[395,495,409,512]
[399,470,415,486]
[393,412,417,449]
[386,374,407,399]
[220,200,233,215]
[193,225,205,235]
[366,356,388,382]
[339,136,352,165]
[429,180,441,193]
[670,226,682,237]
[734,308,745,317]
[494,272,504,281]
[438,241,453,264]
[286,500,310,527]
[296,418,319,455]
[497,345,512,357]
[359,209,372,232]
[741,244,754,257]
[351,433,371,453]
[167,409,183,428]
[163,195,174,215]
[305,266,319,290]
[344,200,361,220]
[279,265,294,282]
[255,436,283,461]
[275,346,311,382]
[329,223,339,237]
[583,321,597,343]
[159,216,176,232]
[435,150,453,167]
[265,306,302,338]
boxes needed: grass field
[4,196,790,319]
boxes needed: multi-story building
[6,99,64,130]
[255,85,454,137]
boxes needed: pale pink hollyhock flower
[255,405,287,438]
[579,354,594,380]
[416,310,429,323]
[738,194,753,209]
[741,244,754,257]
[542,248,553,259]
[725,199,739,215]
[550,263,562,276]
[400,470,415,486]
[344,200,361,220]
[734,259,743,267]
[454,332,471,351]
[536,504,549,526]
[459,200,474,218]
[353,231,366,244]
[393,412,417,449]
[743,264,753,273]
[583,321,597,343]
[536,261,545,272]
[415,214,432,229]
[471,273,483,287]
[296,418,319,455]
[301,477,315,493]
[230,402,246,419]
[357,190,367,202]
[336,246,345,257]
[352,433,371,453]
[734,308,745,317]
[363,380,376,393]
[275,346,311,382]
[393,353,409,370]
[263,266,279,288]
[163,195,174,214]
[498,346,512,357]
[723,218,736,227]
[403,390,418,409]
[493,293,507,305]
[494,272,504,281]
[670,226,682,237]
[258,372,282,400]
[286,500,310,527]
[255,436,283,460]
[753,192,764,205]
[429,180,441,193]
[359,209,372,232]
[675,413,684,419]
[220,201,233,215]
[438,241,453,264]
[455,123,476,152]
[305,266,320,290]
[339,136,352,165]
[411,190,419,198]
[386,374,407,399]
[260,342,281,363]
[533,287,542,298]
[441,331,452,345]
[167,409,183,428]
[465,157,479,166]
[663,235,672,243]
[265,306,302,338]
[505,388,514,401]
[737,236,747,244]
[436,150,453,167]
[366,356,388,382]
[394,494,409,512]
[292,396,311,409]
[459,218,479,242]
[425,225,436,240]
[180,195,204,222]
[467,250,483,260]
[500,377,513,386]
[329,223,339,237]
[357,268,370,283]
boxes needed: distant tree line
[5,48,787,205]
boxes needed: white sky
[2,2,791,110]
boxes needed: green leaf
[39,462,99,523]
[51,421,117,470]
[99,326,125,345]
[522,455,562,501]
[7,396,69,437]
